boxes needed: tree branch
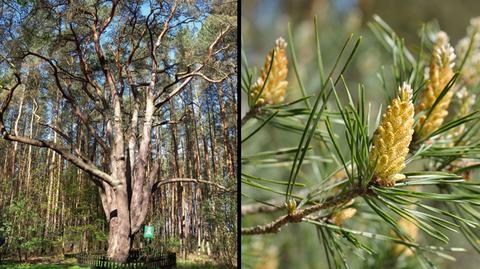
[155,76,194,108]
[99,0,119,34]
[154,67,232,108]
[153,178,231,193]
[241,107,261,127]
[0,63,118,189]
[152,114,187,128]
[70,22,109,112]
[190,72,230,83]
[241,188,339,216]
[0,74,21,131]
[38,122,73,144]
[25,51,110,153]
[1,132,119,187]
[154,23,233,108]
[208,25,231,58]
[241,187,365,235]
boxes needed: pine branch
[242,188,315,216]
[242,186,367,235]
[241,107,261,127]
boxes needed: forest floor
[0,262,229,269]
[0,265,88,269]
[0,255,234,268]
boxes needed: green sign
[144,225,154,239]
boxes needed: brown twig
[241,187,366,235]
[241,189,311,216]
[241,107,261,127]
[152,178,231,193]
[241,202,285,216]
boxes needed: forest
[0,0,237,268]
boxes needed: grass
[0,254,235,269]
[0,264,88,269]
[0,263,232,269]
[0,260,234,269]
[177,260,233,269]
[175,253,235,269]
[0,257,89,268]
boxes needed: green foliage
[150,237,181,253]
[0,197,45,256]
[63,221,107,247]
[201,193,237,267]
[174,28,196,66]
[197,14,236,50]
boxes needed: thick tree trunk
[106,185,130,262]
[105,87,131,262]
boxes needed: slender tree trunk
[25,99,37,197]
[8,88,25,205]
[207,100,217,177]
[45,93,59,238]
[52,158,61,232]
[10,87,24,177]
[217,86,235,179]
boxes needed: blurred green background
[241,0,480,268]
[242,0,480,114]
